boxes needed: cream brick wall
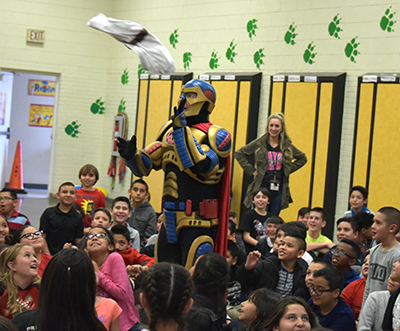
[3,1,399,224]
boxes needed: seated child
[341,251,369,320]
[236,232,308,299]
[383,255,400,330]
[0,188,30,234]
[40,182,84,255]
[110,224,154,278]
[330,239,361,287]
[324,217,360,263]
[353,211,375,251]
[343,185,374,218]
[257,216,285,253]
[358,276,400,331]
[75,164,106,231]
[239,188,272,254]
[271,222,314,265]
[229,211,238,225]
[226,240,244,320]
[110,196,140,251]
[297,207,311,228]
[308,267,356,331]
[228,219,246,255]
[306,207,335,255]
[127,179,157,249]
[92,208,113,229]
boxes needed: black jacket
[236,254,308,300]
[382,287,400,331]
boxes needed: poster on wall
[28,80,56,96]
[29,104,53,127]
[0,92,5,125]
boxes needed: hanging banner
[29,104,53,127]
[28,80,56,96]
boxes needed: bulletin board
[269,73,346,238]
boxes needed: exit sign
[26,29,45,43]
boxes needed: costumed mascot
[117,79,231,269]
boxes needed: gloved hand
[117,135,137,160]
[171,97,187,129]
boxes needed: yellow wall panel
[279,82,317,221]
[146,81,173,145]
[312,83,333,207]
[271,82,284,114]
[136,80,149,148]
[368,84,400,210]
[231,81,251,218]
[352,83,374,187]
[210,81,238,134]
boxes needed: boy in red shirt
[75,164,106,232]
[110,224,154,278]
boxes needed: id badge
[270,180,279,191]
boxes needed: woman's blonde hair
[265,112,292,164]
[0,243,40,316]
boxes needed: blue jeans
[268,192,282,216]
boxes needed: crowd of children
[1,158,400,331]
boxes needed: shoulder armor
[208,125,232,158]
[155,120,173,141]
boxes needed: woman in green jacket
[234,112,307,216]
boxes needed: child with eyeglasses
[331,238,361,288]
[86,226,140,331]
[0,188,30,234]
[13,225,51,276]
[308,267,356,331]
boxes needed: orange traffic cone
[8,141,27,194]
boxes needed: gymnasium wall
[2,0,400,224]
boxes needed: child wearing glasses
[308,267,356,331]
[86,226,140,331]
[331,238,361,287]
[0,188,30,234]
[13,225,51,276]
[39,182,84,255]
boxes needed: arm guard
[125,121,172,176]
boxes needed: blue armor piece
[194,242,214,262]
[172,128,193,169]
[216,128,232,152]
[205,149,219,174]
[164,210,178,244]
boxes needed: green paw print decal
[209,50,220,70]
[345,37,360,63]
[328,14,342,39]
[121,69,129,85]
[169,29,179,48]
[90,98,105,115]
[284,22,297,45]
[118,99,126,113]
[303,42,317,64]
[380,6,396,32]
[253,49,265,69]
[226,40,237,63]
[65,121,81,138]
[138,64,146,78]
[183,52,192,70]
[246,19,258,40]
